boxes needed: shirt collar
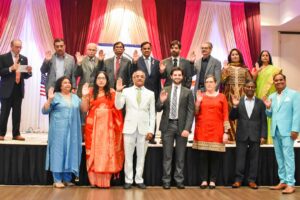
[172,56,180,61]
[172,83,181,89]
[202,55,210,62]
[244,96,255,101]
[134,85,145,90]
[143,56,151,60]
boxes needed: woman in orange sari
[81,71,124,188]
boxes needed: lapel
[139,57,149,76]
[205,57,213,76]
[63,54,68,74]
[249,98,260,119]
[240,97,249,119]
[276,89,287,111]
[165,86,172,109]
[178,86,184,107]
[6,52,14,66]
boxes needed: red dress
[192,93,229,152]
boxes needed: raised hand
[189,51,196,63]
[45,51,52,61]
[132,50,139,64]
[159,61,166,73]
[82,83,90,96]
[262,96,272,109]
[255,62,261,72]
[232,95,240,106]
[26,66,32,73]
[116,78,125,92]
[48,87,55,100]
[75,52,84,65]
[98,49,105,61]
[196,90,203,103]
[223,60,229,70]
[159,90,168,103]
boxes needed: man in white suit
[115,69,155,189]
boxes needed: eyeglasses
[97,77,106,80]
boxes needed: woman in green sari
[254,50,281,144]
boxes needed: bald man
[75,43,99,97]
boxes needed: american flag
[40,73,47,96]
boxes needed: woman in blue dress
[42,76,88,188]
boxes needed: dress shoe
[53,182,65,188]
[209,182,216,189]
[232,181,242,188]
[282,185,295,194]
[123,183,132,189]
[13,135,25,141]
[163,183,171,189]
[248,182,258,189]
[149,139,157,144]
[0,136,4,141]
[63,182,75,187]
[177,183,185,189]
[270,183,287,190]
[200,181,208,189]
[136,183,147,189]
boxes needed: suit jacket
[95,56,132,89]
[115,86,155,135]
[0,52,31,99]
[193,55,221,93]
[40,53,76,92]
[131,56,161,101]
[230,96,267,142]
[156,85,194,133]
[75,56,99,97]
[266,87,300,136]
[161,57,194,88]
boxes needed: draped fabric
[60,0,93,55]
[45,0,64,39]
[85,0,108,47]
[142,0,162,60]
[180,0,201,58]
[0,0,26,54]
[155,0,186,59]
[0,0,12,39]
[230,2,253,69]
[244,2,261,64]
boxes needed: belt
[169,119,178,122]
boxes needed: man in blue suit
[264,73,300,194]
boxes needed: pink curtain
[180,0,201,58]
[85,0,108,47]
[45,0,64,39]
[0,0,12,39]
[230,2,253,69]
[142,0,162,60]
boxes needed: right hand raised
[48,87,55,100]
[223,60,229,70]
[45,51,52,61]
[159,90,168,103]
[262,96,272,109]
[75,52,84,65]
[159,61,166,73]
[98,49,105,61]
[232,95,240,106]
[116,78,125,92]
[82,83,90,96]
[196,90,203,103]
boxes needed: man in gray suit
[75,43,100,97]
[95,41,132,89]
[193,42,221,93]
[160,40,194,88]
[40,38,76,94]
[156,67,194,189]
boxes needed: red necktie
[115,57,120,79]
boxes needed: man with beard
[156,67,194,189]
[160,40,194,88]
[264,73,300,194]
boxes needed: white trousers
[123,129,148,184]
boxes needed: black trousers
[0,83,22,137]
[199,150,222,183]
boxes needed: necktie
[115,57,120,79]
[88,57,94,71]
[136,88,141,106]
[170,86,178,119]
[15,55,21,84]
[173,58,178,67]
[145,58,151,75]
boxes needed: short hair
[11,39,22,46]
[170,67,184,76]
[141,41,152,48]
[132,69,146,78]
[54,76,71,93]
[205,74,216,83]
[170,40,181,49]
[245,79,256,87]
[203,42,213,49]
[257,50,273,66]
[53,38,64,46]
[113,41,125,49]
[273,73,286,81]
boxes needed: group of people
[0,38,299,194]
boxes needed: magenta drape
[0,0,12,39]
[180,0,201,58]
[244,2,261,65]
[45,0,64,39]
[60,0,93,55]
[230,2,253,69]
[142,0,162,60]
[85,0,108,49]
[155,0,186,59]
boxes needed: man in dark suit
[95,41,132,89]
[160,40,194,88]
[230,80,267,189]
[156,67,194,189]
[131,41,162,144]
[193,42,221,93]
[0,39,32,140]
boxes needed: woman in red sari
[81,71,124,188]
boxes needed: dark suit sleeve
[71,59,77,89]
[156,95,164,112]
[260,101,267,139]
[40,59,51,74]
[184,61,193,88]
[215,60,222,90]
[0,54,11,76]
[75,64,83,78]
[184,90,195,132]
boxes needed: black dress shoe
[209,185,216,189]
[177,183,185,189]
[136,183,147,189]
[163,183,171,189]
[123,183,132,189]
[149,139,157,144]
[200,184,208,189]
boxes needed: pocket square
[284,97,291,102]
